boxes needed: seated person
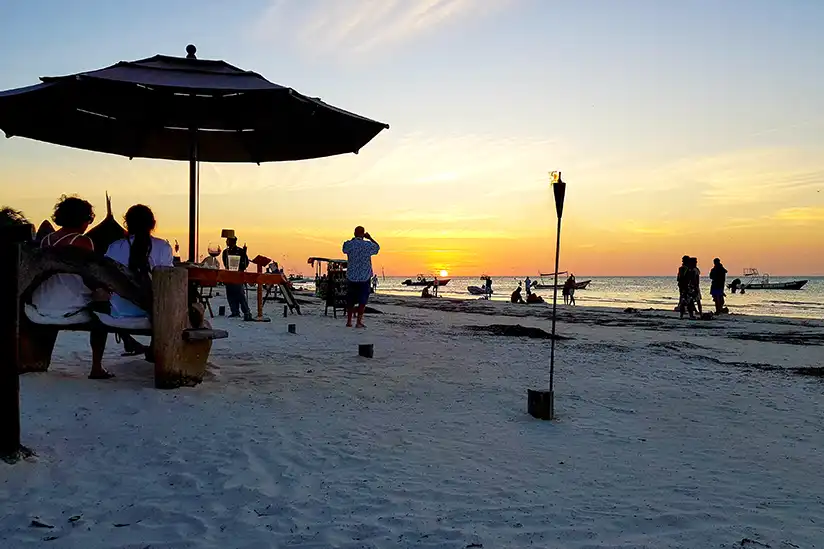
[28,195,112,379]
[421,284,434,298]
[511,285,525,304]
[103,205,174,327]
[526,292,544,304]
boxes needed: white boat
[729,268,807,291]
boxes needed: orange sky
[2,2,823,277]
[1,140,822,277]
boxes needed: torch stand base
[528,389,554,420]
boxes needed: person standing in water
[709,257,728,314]
[342,226,380,328]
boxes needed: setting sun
[439,270,449,277]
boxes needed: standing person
[709,258,728,314]
[222,236,252,320]
[689,257,702,316]
[568,274,577,306]
[525,276,532,296]
[677,255,693,319]
[371,274,379,293]
[485,276,493,298]
[342,226,380,328]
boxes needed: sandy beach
[2,294,823,548]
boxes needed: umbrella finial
[186,44,197,59]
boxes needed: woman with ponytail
[105,205,174,319]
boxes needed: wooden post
[257,263,264,319]
[250,255,271,321]
[152,267,212,389]
[0,241,22,461]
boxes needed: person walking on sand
[709,257,728,314]
[342,226,380,328]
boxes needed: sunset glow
[1,1,822,277]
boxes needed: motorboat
[402,275,451,287]
[729,268,807,291]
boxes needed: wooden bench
[10,245,227,389]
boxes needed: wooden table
[187,267,288,319]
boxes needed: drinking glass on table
[202,243,221,269]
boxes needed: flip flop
[88,370,115,380]
[121,344,147,357]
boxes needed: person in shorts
[342,226,380,328]
[709,257,728,314]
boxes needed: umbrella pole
[188,131,198,263]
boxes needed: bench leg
[153,267,212,389]
[18,316,58,374]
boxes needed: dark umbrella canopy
[0,45,389,260]
[0,47,388,162]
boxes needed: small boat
[468,275,494,297]
[402,275,451,287]
[532,272,591,290]
[729,269,808,291]
[467,286,493,295]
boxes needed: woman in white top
[29,196,113,379]
[105,205,174,319]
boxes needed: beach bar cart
[307,257,348,317]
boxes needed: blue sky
[1,0,822,274]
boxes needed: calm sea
[354,275,824,320]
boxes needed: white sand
[2,293,823,548]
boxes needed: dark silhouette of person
[709,258,728,314]
[222,236,252,320]
[511,284,525,304]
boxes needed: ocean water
[359,275,824,320]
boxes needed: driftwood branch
[18,246,152,311]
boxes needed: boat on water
[287,274,313,284]
[531,272,591,290]
[402,275,451,287]
[468,276,494,296]
[729,268,808,291]
[467,286,490,295]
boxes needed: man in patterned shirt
[342,226,380,328]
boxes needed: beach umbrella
[0,45,390,261]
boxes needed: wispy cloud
[254,0,509,57]
[772,207,824,224]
